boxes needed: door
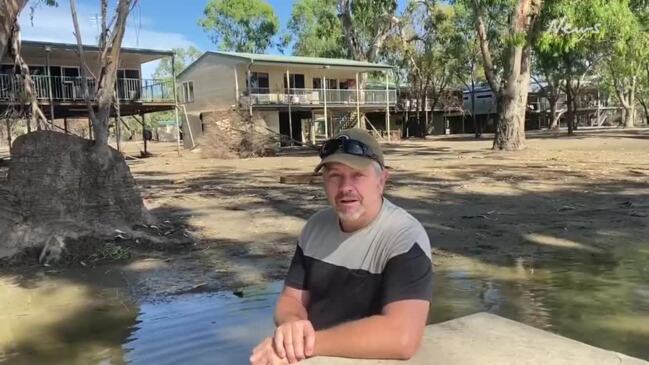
[279,111,309,146]
[49,66,62,99]
[62,67,80,99]
[117,69,141,100]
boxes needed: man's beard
[336,206,365,221]
[335,197,366,222]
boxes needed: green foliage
[152,46,202,82]
[534,0,603,82]
[383,1,460,108]
[597,1,647,74]
[452,0,512,85]
[448,2,486,87]
[89,243,131,263]
[148,46,201,128]
[283,0,347,57]
[339,0,398,61]
[199,0,279,53]
[348,0,398,46]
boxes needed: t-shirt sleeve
[285,244,307,290]
[381,243,433,307]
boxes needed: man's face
[323,162,388,223]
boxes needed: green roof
[22,40,174,57]
[211,51,393,70]
[178,51,393,79]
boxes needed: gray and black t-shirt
[285,199,433,330]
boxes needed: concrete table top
[303,312,648,365]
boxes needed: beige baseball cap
[314,128,384,172]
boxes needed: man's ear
[380,168,390,187]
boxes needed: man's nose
[337,175,354,192]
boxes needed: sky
[18,0,406,78]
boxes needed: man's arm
[312,299,430,360]
[273,285,317,363]
[274,286,310,326]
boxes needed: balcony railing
[246,88,397,106]
[0,74,174,103]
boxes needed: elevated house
[444,81,623,134]
[0,40,176,141]
[176,51,397,147]
[394,77,627,137]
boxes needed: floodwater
[1,246,648,364]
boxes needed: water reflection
[124,281,280,365]
[1,247,648,363]
[429,248,649,360]
[0,274,136,365]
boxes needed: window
[247,72,269,94]
[182,81,194,103]
[284,74,305,92]
[117,69,140,79]
[313,78,322,89]
[326,79,337,90]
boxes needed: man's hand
[273,319,316,363]
[250,337,289,365]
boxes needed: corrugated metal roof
[209,51,392,69]
[21,40,174,56]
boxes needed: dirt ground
[2,128,649,299]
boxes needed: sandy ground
[2,129,649,299]
[108,128,648,298]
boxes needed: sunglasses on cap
[319,137,383,168]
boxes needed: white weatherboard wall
[235,63,364,94]
[177,53,241,148]
[178,53,239,113]
[303,313,648,365]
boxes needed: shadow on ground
[1,134,648,362]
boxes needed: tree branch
[338,0,363,60]
[471,0,500,94]
[70,0,97,123]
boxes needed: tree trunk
[623,106,634,128]
[2,1,48,130]
[94,1,129,146]
[71,0,131,147]
[494,80,527,150]
[0,0,27,59]
[639,98,649,126]
[492,48,530,150]
[404,93,413,139]
[566,84,575,135]
[418,89,427,138]
[488,0,537,151]
[626,76,637,128]
[471,75,480,138]
[415,90,422,137]
[4,119,11,154]
[549,97,560,130]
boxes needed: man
[251,128,433,364]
